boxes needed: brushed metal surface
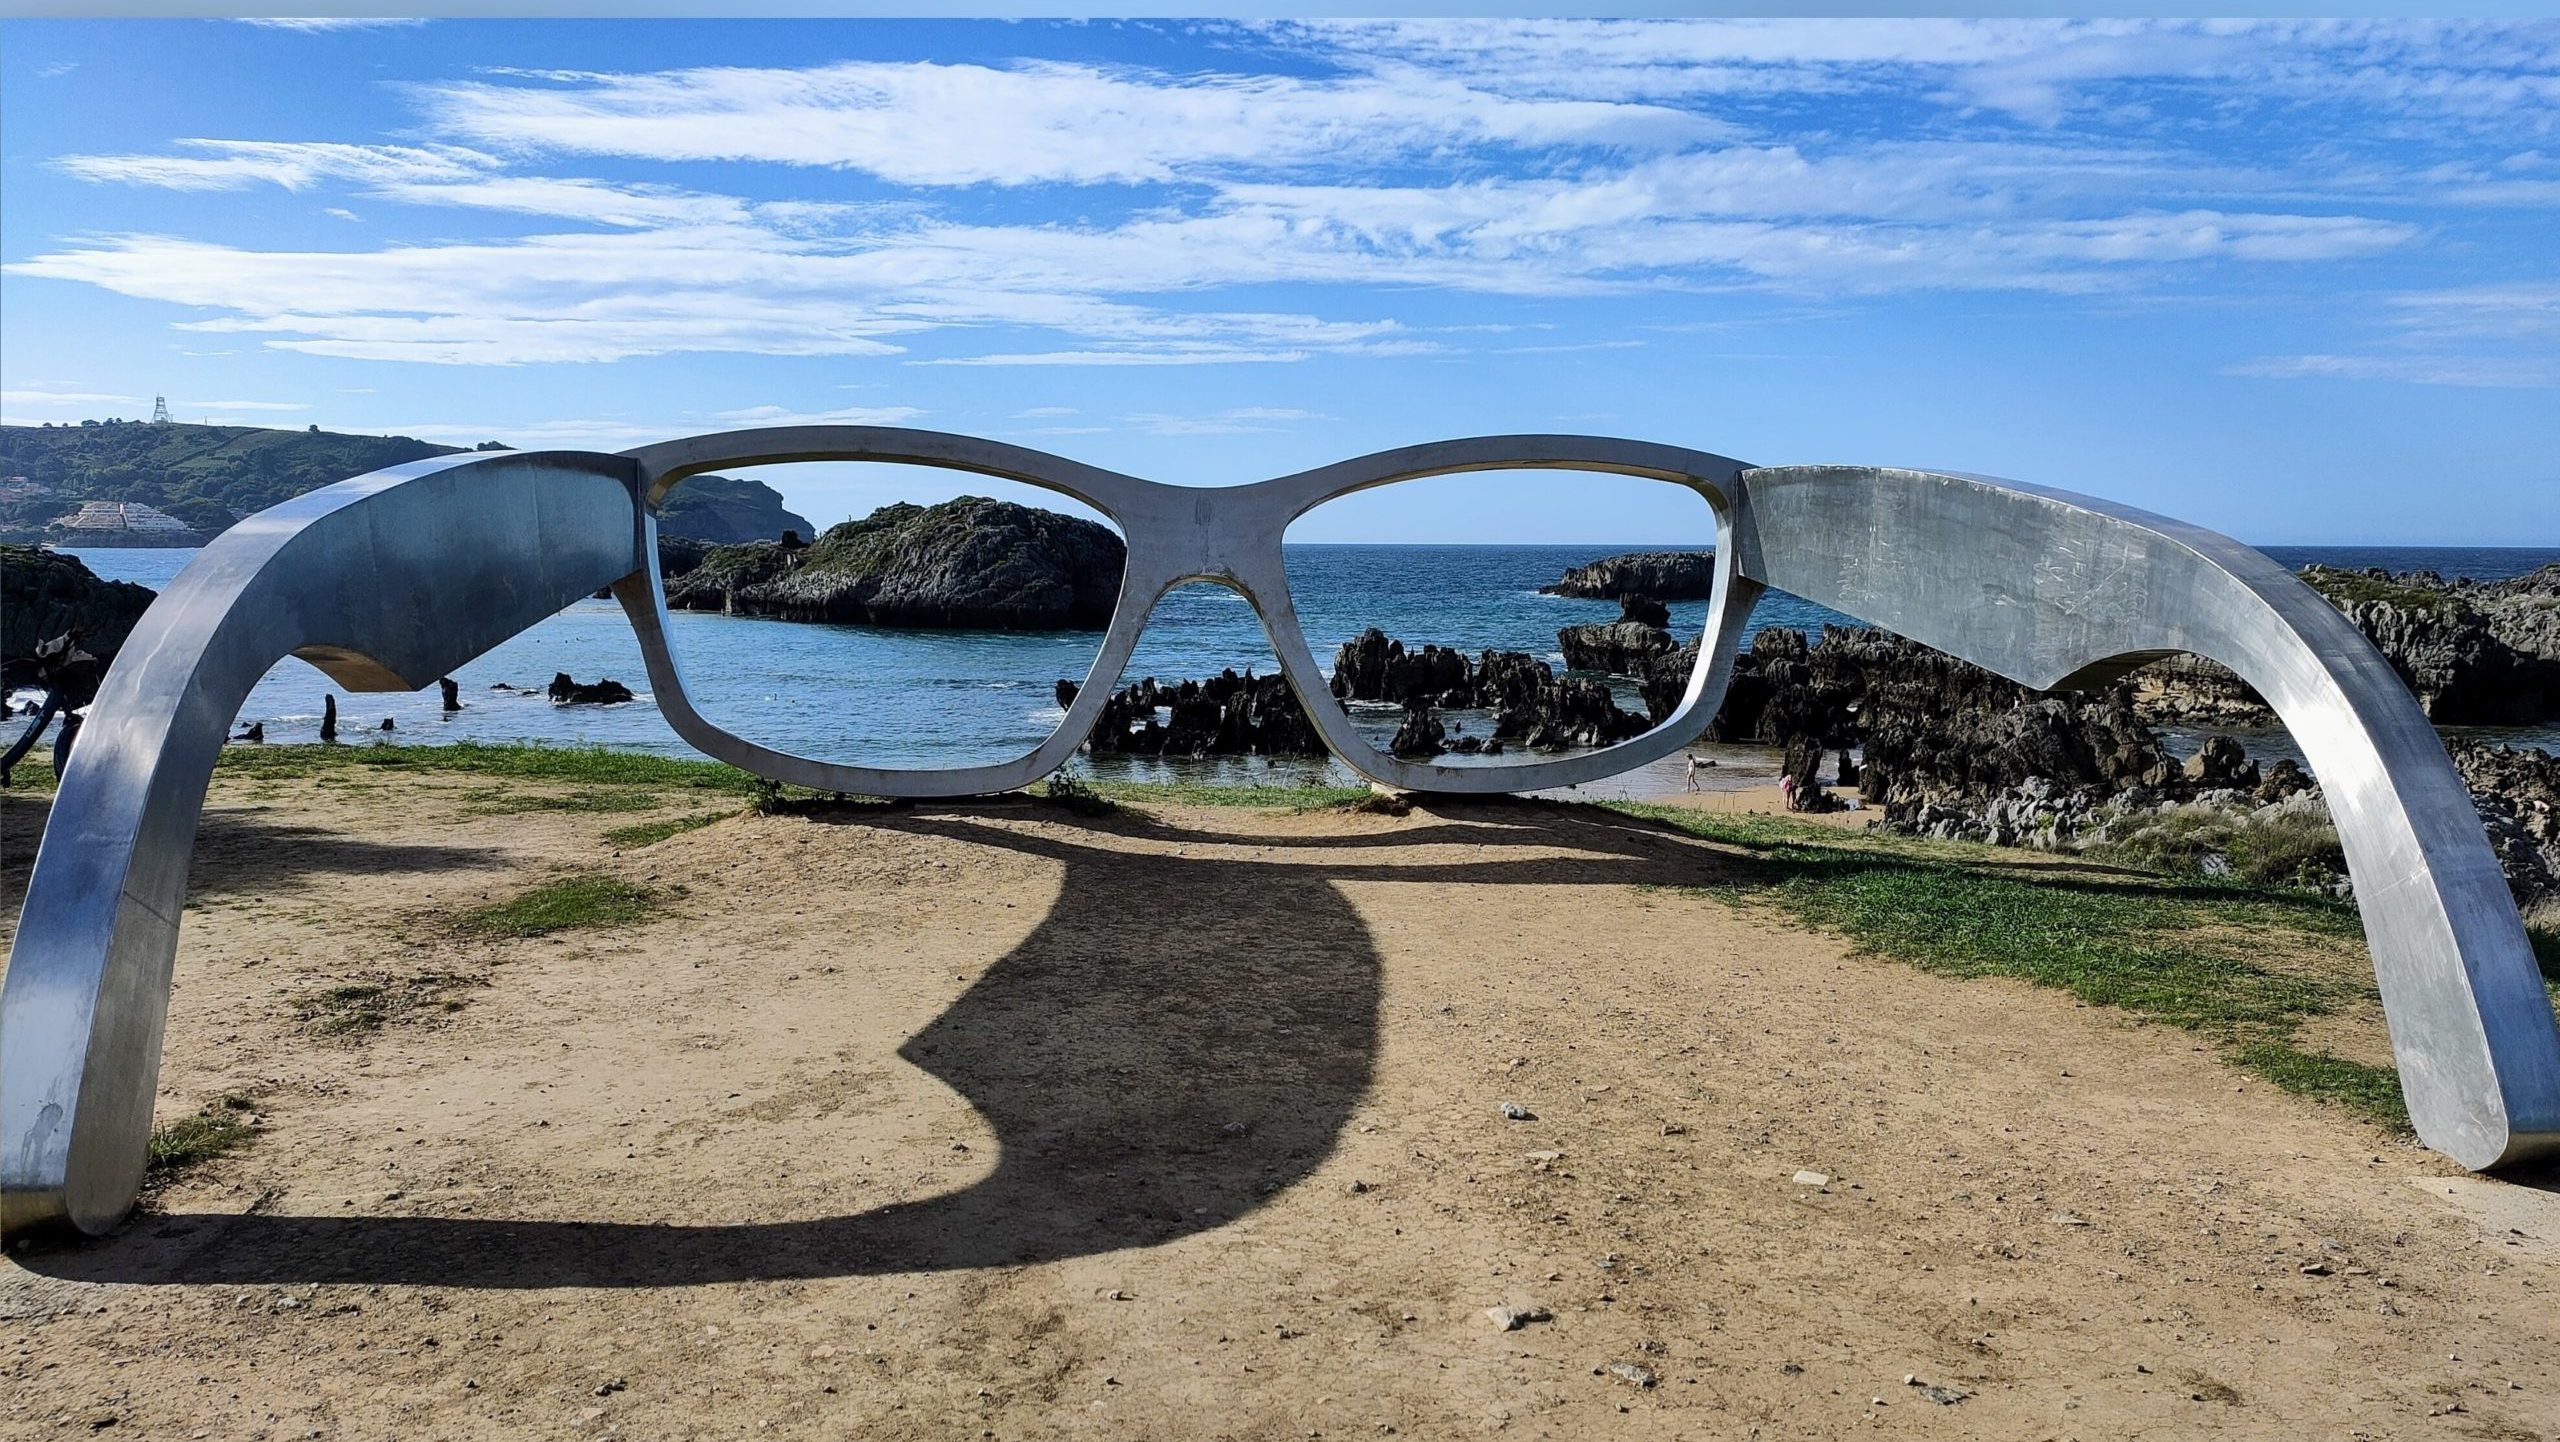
[1732,465,2560,1169]
[0,451,646,1236]
[5,432,2551,1243]
[619,428,1761,797]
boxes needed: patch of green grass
[146,1094,259,1175]
[1035,766,1118,817]
[2086,806,2347,891]
[1620,802,2407,1131]
[1084,775,1371,809]
[2232,1042,2410,1129]
[218,741,758,794]
[454,785,669,818]
[459,873,657,938]
[603,810,731,849]
[294,972,486,1036]
[2300,568,2465,617]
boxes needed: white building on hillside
[47,500,196,535]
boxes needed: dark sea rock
[2451,742,2560,910]
[1541,551,1716,601]
[2131,563,2560,727]
[548,672,634,705]
[1558,594,1678,678]
[665,496,1125,630]
[1083,670,1325,758]
[1326,628,1651,759]
[1,543,155,663]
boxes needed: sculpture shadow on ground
[0,794,509,914]
[21,797,2497,1286]
[19,799,1410,1288]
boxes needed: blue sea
[36,542,2560,798]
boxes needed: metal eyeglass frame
[4,426,2555,1241]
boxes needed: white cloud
[917,349,1312,367]
[0,389,140,407]
[410,58,1725,187]
[13,22,2544,372]
[1013,405,1078,418]
[374,417,683,449]
[2226,281,2560,387]
[237,18,426,31]
[179,399,309,411]
[2225,353,2558,388]
[1123,406,1329,434]
[1284,19,2560,130]
[56,140,490,193]
[710,404,928,427]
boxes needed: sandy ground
[3,769,2556,1441]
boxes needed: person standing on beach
[1685,753,1704,791]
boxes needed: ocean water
[30,542,2560,797]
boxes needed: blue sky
[2,17,2555,543]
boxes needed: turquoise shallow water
[38,542,2560,797]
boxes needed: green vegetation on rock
[664,495,1126,628]
[0,421,805,544]
[658,473,815,544]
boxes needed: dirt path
[3,772,2554,1440]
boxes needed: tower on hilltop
[150,395,171,425]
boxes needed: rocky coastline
[1539,550,1716,600]
[663,496,1125,630]
[2127,564,2560,726]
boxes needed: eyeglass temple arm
[1733,464,2560,1169]
[0,450,646,1238]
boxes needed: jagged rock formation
[1558,594,1679,678]
[2130,564,2560,727]
[1705,626,2170,821]
[1326,628,1652,758]
[1541,552,1716,601]
[664,497,1125,630]
[1073,670,1325,758]
[1,543,156,663]
[2453,742,2560,911]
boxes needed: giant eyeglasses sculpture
[5,428,2556,1237]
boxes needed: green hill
[0,421,809,545]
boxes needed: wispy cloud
[0,388,140,407]
[12,20,2554,376]
[374,417,682,448]
[179,399,309,411]
[238,18,427,32]
[2228,280,2560,388]
[2225,353,2559,388]
[409,58,1725,187]
[710,404,928,427]
[1123,406,1330,434]
[55,140,489,192]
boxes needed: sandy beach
[3,763,2555,1440]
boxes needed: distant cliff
[664,496,1125,629]
[0,421,808,546]
[658,474,815,545]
